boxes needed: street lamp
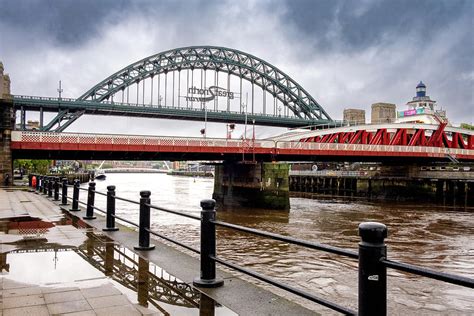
[203,103,208,138]
[242,92,249,140]
[158,95,163,107]
[226,123,235,139]
[252,119,256,141]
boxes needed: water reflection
[0,214,236,315]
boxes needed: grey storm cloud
[0,0,472,136]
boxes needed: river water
[80,173,474,315]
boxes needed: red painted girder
[428,122,447,147]
[369,129,387,145]
[408,129,427,146]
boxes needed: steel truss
[79,46,331,121]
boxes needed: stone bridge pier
[0,62,13,186]
[212,161,290,210]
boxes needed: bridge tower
[0,62,14,186]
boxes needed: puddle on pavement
[1,213,237,315]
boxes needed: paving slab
[1,188,319,315]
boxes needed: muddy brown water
[79,173,474,315]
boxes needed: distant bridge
[13,46,335,131]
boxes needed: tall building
[396,81,447,124]
[343,109,365,125]
[0,62,11,99]
[371,103,396,124]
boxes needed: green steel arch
[78,46,332,121]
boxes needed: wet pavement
[1,188,317,315]
[0,189,239,315]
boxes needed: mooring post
[53,177,60,201]
[60,178,68,205]
[36,175,42,192]
[358,222,387,316]
[48,177,53,198]
[134,191,155,250]
[83,182,97,220]
[42,177,48,195]
[69,179,80,212]
[103,185,119,231]
[193,199,224,288]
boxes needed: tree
[14,159,52,174]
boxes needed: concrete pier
[213,161,290,210]
[0,97,14,186]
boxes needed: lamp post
[204,103,208,138]
[242,92,249,140]
[226,123,235,139]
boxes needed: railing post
[60,178,68,205]
[36,175,42,192]
[103,185,119,231]
[48,177,53,198]
[69,179,80,212]
[134,191,155,250]
[193,199,223,288]
[53,177,60,201]
[358,222,387,316]
[42,177,48,195]
[83,182,97,220]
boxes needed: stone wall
[371,102,396,124]
[343,108,366,124]
[0,99,14,186]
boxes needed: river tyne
[80,173,474,315]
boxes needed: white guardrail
[11,131,474,157]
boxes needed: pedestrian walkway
[1,188,318,315]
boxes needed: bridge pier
[212,162,289,210]
[0,98,14,186]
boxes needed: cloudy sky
[0,0,472,137]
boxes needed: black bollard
[103,185,119,231]
[36,175,42,192]
[69,179,80,212]
[53,177,60,201]
[134,191,155,250]
[43,177,48,195]
[48,177,53,198]
[193,199,223,288]
[358,222,387,316]
[60,178,68,205]
[83,182,97,220]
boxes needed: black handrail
[212,220,358,259]
[30,175,474,315]
[146,203,201,221]
[382,259,474,288]
[211,255,356,315]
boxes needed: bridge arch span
[78,46,331,121]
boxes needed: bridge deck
[11,131,474,162]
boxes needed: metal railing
[29,175,474,315]
[12,130,474,158]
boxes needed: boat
[95,161,106,180]
[95,170,106,180]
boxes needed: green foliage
[14,159,52,174]
[460,123,474,130]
